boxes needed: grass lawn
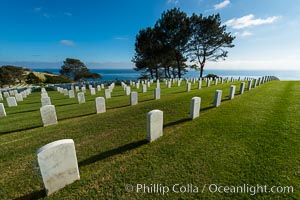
[0,80,299,199]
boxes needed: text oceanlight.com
[125,183,294,195]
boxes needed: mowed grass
[0,80,299,199]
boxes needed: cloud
[64,12,72,17]
[114,36,128,40]
[167,0,179,4]
[214,0,230,10]
[33,7,42,12]
[60,40,76,46]
[43,13,50,19]
[234,31,253,37]
[225,14,280,29]
[240,31,252,37]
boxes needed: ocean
[34,68,300,81]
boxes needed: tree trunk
[176,57,181,79]
[167,67,171,78]
[155,66,159,80]
[200,66,204,78]
[164,67,168,78]
[150,69,153,79]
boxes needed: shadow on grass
[200,105,214,111]
[79,139,148,167]
[0,125,42,135]
[8,109,39,115]
[172,90,187,94]
[221,98,231,102]
[22,101,41,105]
[139,99,153,103]
[109,104,130,110]
[163,118,191,128]
[58,112,95,121]
[112,94,126,98]
[13,189,46,200]
[55,102,78,107]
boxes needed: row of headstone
[35,76,278,195]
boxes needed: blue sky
[0,0,299,70]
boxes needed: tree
[155,8,191,78]
[44,75,73,84]
[188,13,235,78]
[0,65,25,86]
[132,27,165,79]
[26,72,42,84]
[60,58,88,81]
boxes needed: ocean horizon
[33,68,300,81]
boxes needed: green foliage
[44,75,73,84]
[26,72,42,84]
[0,65,26,86]
[188,13,235,77]
[133,8,190,79]
[133,10,235,79]
[205,74,219,79]
[59,58,102,81]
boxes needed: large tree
[132,27,166,79]
[59,58,101,81]
[188,13,235,78]
[0,65,25,86]
[155,8,191,78]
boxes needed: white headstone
[75,86,79,92]
[240,82,245,94]
[69,90,75,98]
[0,93,3,101]
[130,92,138,105]
[77,92,85,104]
[63,89,68,96]
[198,80,202,89]
[177,80,181,87]
[206,79,211,87]
[105,89,111,99]
[37,139,80,196]
[97,85,101,91]
[41,97,52,106]
[190,97,201,120]
[81,87,86,93]
[142,84,147,93]
[229,85,236,100]
[214,79,218,86]
[40,105,58,126]
[41,93,48,98]
[213,90,222,107]
[248,80,252,91]
[147,110,163,142]
[126,86,131,96]
[41,88,47,93]
[95,97,106,114]
[3,92,9,98]
[0,103,7,117]
[90,88,96,95]
[21,92,27,98]
[167,81,171,88]
[253,79,257,88]
[156,80,160,89]
[15,93,23,102]
[6,97,17,107]
[186,82,191,92]
[154,88,160,100]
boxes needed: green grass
[0,80,299,199]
